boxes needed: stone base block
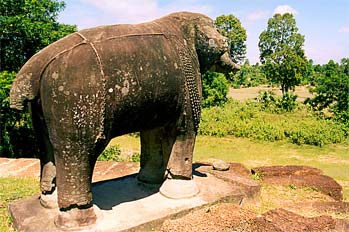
[9,171,258,232]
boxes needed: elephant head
[160,12,239,73]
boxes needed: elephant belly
[99,35,186,135]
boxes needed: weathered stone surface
[195,162,261,203]
[212,160,230,171]
[0,158,139,181]
[252,165,343,201]
[9,172,248,232]
[0,158,40,178]
[251,165,323,177]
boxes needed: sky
[58,0,349,64]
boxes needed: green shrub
[130,152,141,162]
[199,99,347,146]
[98,145,122,161]
[0,71,39,157]
[276,92,298,112]
[256,90,298,113]
[202,71,229,108]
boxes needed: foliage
[0,0,76,157]
[98,145,122,162]
[202,71,229,108]
[231,62,267,88]
[215,14,247,64]
[259,13,307,94]
[0,0,77,72]
[0,71,39,157]
[199,99,347,146]
[277,92,298,112]
[306,59,349,124]
[256,90,298,113]
[130,152,141,162]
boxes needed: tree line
[0,0,348,157]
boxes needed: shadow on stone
[92,174,160,210]
[192,163,209,177]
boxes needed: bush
[231,63,267,88]
[130,153,141,162]
[0,71,39,157]
[199,99,347,146]
[256,91,298,113]
[98,145,122,161]
[202,71,229,108]
[276,92,298,112]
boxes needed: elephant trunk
[219,52,241,70]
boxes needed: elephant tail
[10,56,43,110]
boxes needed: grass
[245,184,349,219]
[109,135,349,201]
[0,177,39,231]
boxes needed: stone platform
[8,162,260,232]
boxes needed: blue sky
[58,0,349,64]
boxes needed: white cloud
[274,5,298,15]
[247,10,269,22]
[339,26,349,33]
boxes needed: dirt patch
[161,203,256,232]
[236,208,338,232]
[161,205,348,232]
[228,85,313,102]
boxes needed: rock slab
[9,171,256,232]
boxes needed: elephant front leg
[53,140,98,230]
[160,129,199,199]
[138,127,169,184]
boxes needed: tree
[231,62,267,88]
[0,0,76,72]
[307,59,349,123]
[0,0,76,157]
[215,14,247,64]
[259,13,307,94]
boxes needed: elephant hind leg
[30,101,57,208]
[53,138,98,230]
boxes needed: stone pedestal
[9,165,260,232]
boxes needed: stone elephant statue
[10,12,238,230]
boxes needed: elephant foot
[160,179,199,199]
[40,190,58,209]
[137,170,164,185]
[55,205,100,231]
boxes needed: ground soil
[228,85,313,102]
